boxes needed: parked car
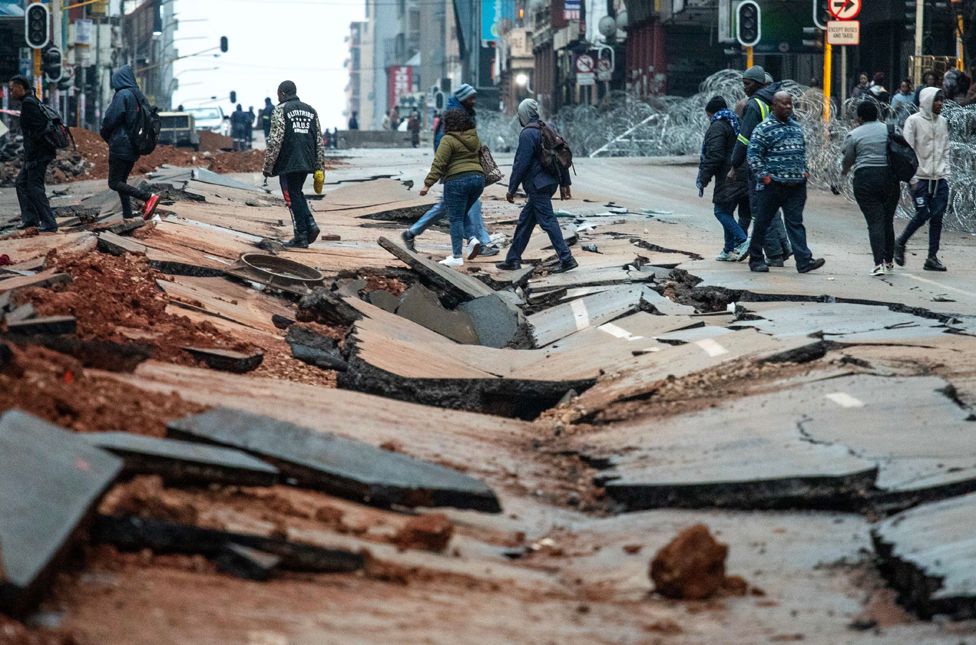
[186,106,229,137]
[157,111,200,149]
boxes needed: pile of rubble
[0,132,93,186]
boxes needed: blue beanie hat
[454,83,477,102]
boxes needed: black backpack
[129,90,160,156]
[527,121,574,178]
[38,102,74,150]
[887,123,918,182]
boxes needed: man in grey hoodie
[895,87,949,271]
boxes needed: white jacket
[903,87,949,181]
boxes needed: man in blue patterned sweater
[746,91,826,274]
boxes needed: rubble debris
[366,289,400,312]
[872,491,976,620]
[528,285,655,347]
[271,314,295,330]
[167,407,502,512]
[0,410,123,616]
[296,287,362,327]
[214,543,281,581]
[99,475,200,525]
[93,216,146,237]
[4,303,35,323]
[5,315,77,336]
[392,513,454,553]
[92,515,363,574]
[458,293,530,349]
[182,347,265,373]
[82,432,279,486]
[95,231,147,257]
[286,325,348,372]
[377,236,494,307]
[0,271,71,297]
[649,524,728,600]
[396,284,479,344]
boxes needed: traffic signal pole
[822,42,832,122]
[31,0,42,100]
[746,46,754,68]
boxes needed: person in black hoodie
[729,66,792,266]
[697,96,750,262]
[8,75,58,231]
[261,97,274,138]
[100,65,160,220]
[263,80,326,248]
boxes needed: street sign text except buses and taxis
[827,19,860,45]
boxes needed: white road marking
[695,338,728,357]
[599,323,644,341]
[570,299,590,331]
[825,392,865,409]
[902,273,976,299]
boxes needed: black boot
[284,236,309,249]
[552,257,578,273]
[894,241,906,266]
[307,220,321,244]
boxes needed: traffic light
[25,3,50,50]
[220,36,229,53]
[43,48,62,83]
[802,27,823,50]
[736,0,761,47]
[905,1,917,32]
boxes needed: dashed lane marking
[825,392,865,408]
[902,273,976,299]
[571,299,590,331]
[695,338,728,357]
[599,323,644,341]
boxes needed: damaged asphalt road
[1,150,976,643]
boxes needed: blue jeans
[899,179,948,257]
[505,184,573,264]
[409,193,491,245]
[749,181,813,269]
[443,172,485,257]
[714,202,748,253]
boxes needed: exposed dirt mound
[0,342,204,437]
[393,513,454,552]
[198,130,233,153]
[18,251,257,364]
[649,524,728,600]
[100,475,201,525]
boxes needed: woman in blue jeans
[419,109,485,267]
[696,96,751,262]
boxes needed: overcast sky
[170,0,364,127]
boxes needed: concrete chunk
[183,347,264,373]
[378,236,494,307]
[528,285,653,347]
[81,432,278,486]
[286,326,348,372]
[0,410,123,615]
[458,293,528,348]
[6,316,77,336]
[97,231,147,256]
[396,284,479,344]
[167,407,502,512]
[214,543,281,581]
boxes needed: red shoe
[142,194,161,220]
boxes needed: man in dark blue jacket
[8,75,58,231]
[99,65,160,219]
[496,99,576,273]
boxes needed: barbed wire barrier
[477,71,976,231]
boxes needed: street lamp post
[515,72,534,95]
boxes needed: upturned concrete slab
[0,410,123,615]
[167,407,502,512]
[396,284,479,344]
[378,236,494,306]
[96,231,147,256]
[81,432,278,486]
[872,491,976,619]
[527,265,655,294]
[458,293,528,348]
[528,285,654,347]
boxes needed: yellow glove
[313,169,324,194]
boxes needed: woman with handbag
[419,109,486,267]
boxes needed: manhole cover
[239,253,325,288]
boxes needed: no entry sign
[828,0,861,20]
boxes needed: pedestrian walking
[8,75,59,231]
[402,83,497,257]
[408,111,421,148]
[729,65,792,266]
[261,97,274,138]
[851,72,870,99]
[348,111,359,130]
[895,87,950,271]
[245,105,256,149]
[842,101,900,276]
[418,109,485,267]
[331,127,339,149]
[495,99,577,274]
[262,80,326,248]
[230,104,247,151]
[697,96,750,262]
[99,65,160,221]
[746,91,825,274]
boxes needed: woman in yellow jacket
[419,109,485,267]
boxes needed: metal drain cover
[239,253,325,289]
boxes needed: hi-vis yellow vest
[737,97,770,147]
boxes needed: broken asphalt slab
[182,346,265,373]
[0,410,123,615]
[286,325,348,372]
[92,515,362,574]
[377,236,494,307]
[166,407,502,512]
[395,283,479,344]
[81,432,279,486]
[872,491,976,620]
[527,285,657,347]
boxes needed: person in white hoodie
[895,87,950,271]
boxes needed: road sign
[827,20,860,45]
[828,0,861,21]
[596,58,612,82]
[575,54,595,74]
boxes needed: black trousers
[15,155,57,229]
[852,166,900,266]
[108,158,151,219]
[279,172,316,239]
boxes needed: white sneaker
[463,237,482,260]
[715,251,734,262]
[870,264,885,276]
[439,256,463,267]
[885,261,894,272]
